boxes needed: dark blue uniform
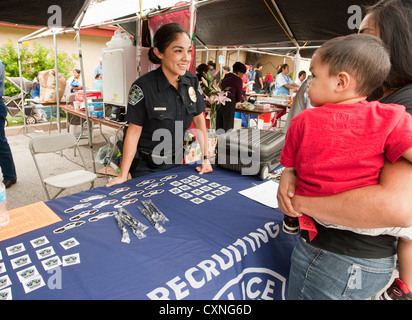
[126,67,205,177]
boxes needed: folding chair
[29,133,97,200]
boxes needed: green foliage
[0,39,77,97]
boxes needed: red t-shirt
[280,100,412,196]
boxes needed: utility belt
[136,148,182,169]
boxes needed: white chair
[29,133,97,200]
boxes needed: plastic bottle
[109,161,121,175]
[0,181,10,228]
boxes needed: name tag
[154,107,167,111]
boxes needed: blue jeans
[0,99,16,181]
[287,236,396,300]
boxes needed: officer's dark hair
[148,23,189,64]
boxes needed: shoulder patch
[128,84,144,106]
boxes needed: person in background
[294,70,306,87]
[65,69,83,96]
[106,23,212,187]
[215,65,230,86]
[92,73,103,92]
[0,59,17,189]
[263,71,274,95]
[273,64,299,96]
[216,62,246,131]
[207,61,216,83]
[30,76,40,99]
[252,63,263,93]
[292,71,307,97]
[93,57,102,78]
[196,63,209,83]
[246,64,254,93]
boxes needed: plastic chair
[29,133,97,200]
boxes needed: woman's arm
[192,113,213,174]
[106,123,142,187]
[278,160,412,228]
[284,83,300,90]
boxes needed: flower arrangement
[201,73,231,130]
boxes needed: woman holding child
[278,0,412,300]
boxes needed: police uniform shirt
[126,67,205,153]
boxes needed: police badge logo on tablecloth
[188,86,197,103]
[129,84,144,106]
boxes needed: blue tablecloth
[0,165,297,300]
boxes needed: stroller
[3,77,46,126]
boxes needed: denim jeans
[287,236,396,300]
[0,99,17,181]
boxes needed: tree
[0,39,77,97]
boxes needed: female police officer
[107,23,212,187]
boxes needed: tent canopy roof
[2,0,379,58]
[0,0,90,28]
[118,0,379,58]
[196,0,377,48]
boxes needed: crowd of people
[2,0,412,301]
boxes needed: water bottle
[0,181,10,228]
[109,161,121,175]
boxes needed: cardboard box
[90,110,104,118]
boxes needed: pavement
[3,121,119,210]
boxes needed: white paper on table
[238,180,279,209]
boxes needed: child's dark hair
[315,34,391,97]
[148,23,189,64]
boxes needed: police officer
[107,23,212,187]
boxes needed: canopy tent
[194,0,378,57]
[0,0,89,28]
[2,0,380,171]
[110,0,378,58]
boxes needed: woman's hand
[277,167,302,217]
[106,175,128,187]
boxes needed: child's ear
[335,71,351,92]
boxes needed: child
[280,34,412,300]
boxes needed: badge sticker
[129,84,144,106]
[188,86,197,102]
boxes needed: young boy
[280,34,412,300]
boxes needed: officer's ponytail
[148,47,161,64]
[148,23,189,65]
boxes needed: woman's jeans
[288,236,396,300]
